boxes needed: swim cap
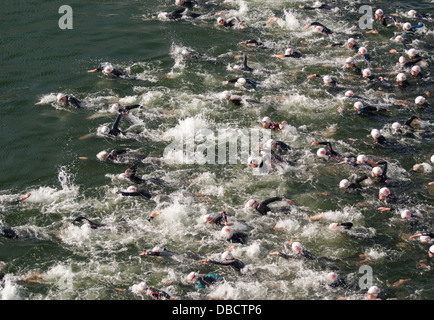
[110,103,120,112]
[329,223,339,230]
[314,25,323,32]
[217,17,224,23]
[138,281,147,291]
[98,125,110,135]
[345,57,355,65]
[415,96,426,106]
[328,272,338,281]
[395,35,404,42]
[339,179,350,189]
[431,154,434,164]
[401,209,411,219]
[357,154,368,163]
[285,48,293,56]
[175,0,185,5]
[118,173,128,180]
[362,69,372,78]
[408,10,417,17]
[371,129,381,139]
[203,214,213,223]
[396,73,406,82]
[221,91,231,100]
[375,9,384,16]
[247,199,258,207]
[402,22,412,31]
[317,148,327,157]
[392,122,401,130]
[57,93,66,101]
[429,245,434,254]
[411,65,421,74]
[127,186,137,193]
[292,241,303,252]
[262,116,271,123]
[103,65,113,75]
[347,38,356,45]
[354,101,364,111]
[96,151,109,161]
[379,187,390,197]
[345,90,354,97]
[398,56,406,65]
[358,47,367,55]
[368,286,381,297]
[323,75,333,84]
[372,166,383,176]
[266,139,276,149]
[236,78,246,86]
[221,251,234,261]
[314,1,322,8]
[221,226,234,238]
[420,236,431,244]
[151,246,161,252]
[407,48,417,58]
[188,272,198,280]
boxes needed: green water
[0,0,433,301]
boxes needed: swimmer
[139,247,177,257]
[304,22,333,35]
[265,139,292,156]
[220,225,248,245]
[222,77,260,88]
[117,186,154,200]
[88,63,130,78]
[396,72,410,89]
[413,96,430,109]
[367,286,381,300]
[370,128,387,145]
[133,281,179,300]
[247,197,294,216]
[200,251,245,271]
[73,216,105,229]
[373,9,397,27]
[272,48,302,59]
[95,148,147,164]
[36,93,82,108]
[353,101,390,116]
[269,240,314,260]
[96,113,126,137]
[160,8,202,20]
[409,232,434,244]
[339,175,369,191]
[312,141,346,161]
[239,39,266,48]
[203,211,232,228]
[109,103,143,115]
[307,74,337,87]
[120,165,163,186]
[261,116,287,131]
[344,57,362,76]
[217,16,246,28]
[220,90,244,106]
[328,222,354,232]
[300,1,333,10]
[371,160,388,183]
[328,38,360,53]
[338,154,375,168]
[233,53,253,72]
[3,192,31,204]
[187,272,224,289]
[357,47,372,63]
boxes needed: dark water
[0,0,433,301]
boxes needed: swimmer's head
[328,272,338,282]
[236,77,246,86]
[345,90,354,97]
[407,48,417,58]
[392,122,401,131]
[110,103,120,113]
[345,57,355,66]
[408,10,417,17]
[292,241,303,253]
[285,48,293,56]
[371,128,381,139]
[357,154,367,164]
[188,272,199,281]
[102,65,113,75]
[138,281,147,292]
[396,73,406,82]
[57,93,67,102]
[379,187,390,199]
[96,151,109,161]
[358,47,367,55]
[347,38,356,46]
[429,245,434,257]
[314,1,322,8]
[411,65,421,76]
[420,235,431,244]
[402,22,412,31]
[323,75,333,85]
[221,226,234,238]
[175,0,185,5]
[395,35,404,42]
[401,209,411,219]
[415,96,426,106]
[221,251,234,261]
[368,286,381,299]
[431,154,434,164]
[127,186,137,193]
[375,9,384,17]
[221,91,231,100]
[217,17,224,25]
[98,125,110,135]
[339,179,350,189]
[398,56,406,65]
[118,173,129,180]
[354,101,363,111]
[372,166,383,177]
[362,68,372,78]
[247,199,258,208]
[317,148,327,157]
[314,26,324,33]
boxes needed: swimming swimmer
[272,48,302,59]
[73,216,106,229]
[261,116,288,131]
[304,22,333,35]
[200,251,245,271]
[222,77,260,88]
[36,93,82,108]
[117,186,154,200]
[307,74,337,87]
[300,1,333,10]
[187,272,224,289]
[88,63,130,78]
[269,241,314,260]
[139,247,178,257]
[247,197,294,216]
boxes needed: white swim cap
[395,35,404,42]
[266,139,276,149]
[431,154,434,164]
[323,75,333,84]
[285,48,293,55]
[314,1,322,8]
[398,56,406,65]
[118,173,128,180]
[429,245,434,254]
[221,251,234,261]
[362,69,371,77]
[358,47,367,55]
[314,26,324,33]
[221,91,231,100]
[357,154,367,163]
[379,187,390,197]
[317,148,327,157]
[110,103,120,112]
[396,73,406,82]
[138,281,147,291]
[402,22,412,31]
[57,93,66,101]
[371,128,381,138]
[127,186,137,193]
[236,78,246,85]
[151,246,161,253]
[329,223,340,230]
[203,214,213,223]
[217,17,224,23]
[175,0,185,5]
[98,125,110,135]
[292,241,303,252]
[372,166,383,176]
[96,151,109,161]
[339,179,350,189]
[247,199,257,207]
[188,272,199,280]
[103,65,113,74]
[221,226,234,238]
[375,9,384,16]
[328,272,338,281]
[345,90,354,97]
[411,65,421,74]
[347,38,356,45]
[368,286,381,297]
[392,122,401,130]
[415,96,426,106]
[401,209,411,219]
[354,101,364,111]
[408,10,417,17]
[407,48,417,58]
[262,116,271,123]
[345,57,355,65]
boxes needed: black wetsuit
[240,53,253,72]
[73,216,105,229]
[196,274,224,288]
[145,287,173,300]
[241,39,266,48]
[207,258,245,271]
[177,0,197,8]
[95,66,129,78]
[355,105,388,116]
[118,188,153,200]
[64,95,82,108]
[227,232,248,245]
[346,175,369,189]
[227,78,260,88]
[141,248,177,257]
[277,249,314,260]
[302,4,332,10]
[310,22,333,35]
[254,197,285,215]
[316,141,343,160]
[168,8,201,19]
[106,113,126,136]
[0,226,18,239]
[208,211,229,228]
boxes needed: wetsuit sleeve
[68,96,82,108]
[139,190,152,200]
[377,160,388,177]
[227,78,239,83]
[355,175,368,184]
[277,252,294,259]
[404,115,419,127]
[261,197,284,206]
[124,105,141,111]
[111,113,123,135]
